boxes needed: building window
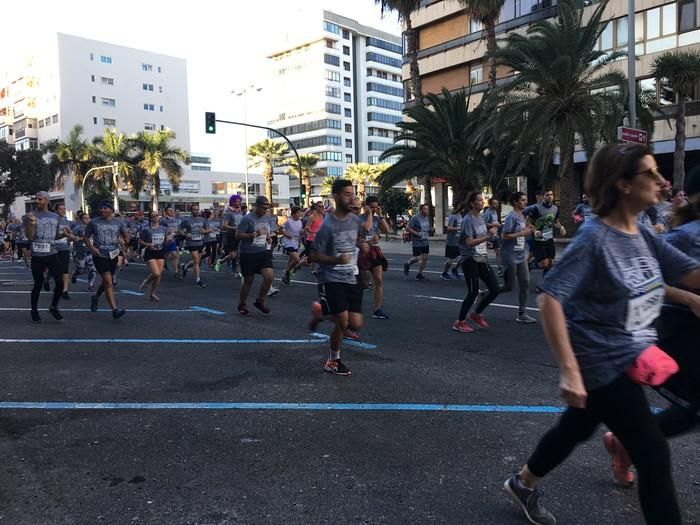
[342,29,350,39]
[93,117,98,125]
[343,45,350,55]
[101,76,114,85]
[92,96,96,103]
[368,142,391,152]
[345,123,352,132]
[90,53,94,61]
[144,123,156,131]
[326,86,341,98]
[366,52,401,69]
[470,18,483,34]
[318,151,343,162]
[343,77,351,87]
[344,93,351,102]
[291,135,342,149]
[143,83,154,91]
[366,37,402,54]
[327,166,343,176]
[101,97,116,107]
[344,108,352,117]
[326,102,341,114]
[345,139,352,148]
[345,154,353,163]
[324,21,340,34]
[142,63,153,71]
[368,156,379,164]
[392,74,400,82]
[159,105,164,112]
[662,3,677,36]
[343,61,351,71]
[615,17,628,49]
[324,54,340,66]
[326,39,337,49]
[103,118,116,126]
[647,7,661,39]
[326,70,341,82]
[367,97,402,110]
[160,125,165,131]
[91,75,95,82]
[679,0,697,32]
[367,112,402,124]
[470,63,483,85]
[159,85,163,93]
[100,55,112,64]
[144,103,155,111]
[38,120,44,128]
[367,82,403,97]
[45,117,51,126]
[157,66,162,73]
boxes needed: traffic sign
[617,126,647,144]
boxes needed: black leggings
[527,374,679,525]
[458,257,499,320]
[31,254,63,311]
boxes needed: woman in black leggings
[502,144,700,525]
[452,192,499,333]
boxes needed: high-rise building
[267,10,403,200]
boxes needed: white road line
[413,294,539,312]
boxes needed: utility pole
[628,0,636,128]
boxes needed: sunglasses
[633,166,662,179]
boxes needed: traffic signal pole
[205,114,304,206]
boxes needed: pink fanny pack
[626,345,679,386]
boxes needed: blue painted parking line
[0,401,565,413]
[191,306,226,315]
[310,332,377,350]
[120,290,143,296]
[0,307,224,314]
[0,337,333,344]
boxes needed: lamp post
[628,0,636,128]
[80,162,119,214]
[231,85,262,209]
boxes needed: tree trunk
[422,174,433,228]
[558,159,576,237]
[404,19,421,102]
[485,17,498,88]
[673,96,686,191]
[150,174,159,211]
[264,164,274,203]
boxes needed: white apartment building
[267,10,403,201]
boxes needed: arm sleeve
[647,230,700,285]
[313,224,331,255]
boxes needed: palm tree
[42,124,94,192]
[320,177,336,198]
[651,51,700,190]
[132,129,190,210]
[378,88,487,206]
[247,138,289,203]
[345,163,385,200]
[91,128,137,201]
[284,153,319,208]
[459,0,505,87]
[486,0,626,226]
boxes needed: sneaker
[147,294,160,302]
[415,273,427,281]
[235,272,243,280]
[503,475,556,525]
[309,301,323,331]
[196,279,206,288]
[469,312,489,329]
[267,286,279,297]
[403,263,410,276]
[43,280,50,292]
[372,309,389,320]
[324,359,352,376]
[281,272,291,286]
[344,329,360,340]
[112,308,126,320]
[253,300,270,314]
[61,291,70,300]
[30,310,41,323]
[48,306,63,321]
[70,273,77,284]
[237,304,250,316]
[180,263,188,279]
[516,313,537,324]
[441,272,451,281]
[214,261,221,272]
[90,295,99,312]
[603,432,635,487]
[87,284,95,292]
[451,269,460,279]
[452,320,474,333]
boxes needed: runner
[23,191,69,322]
[302,201,325,276]
[524,189,566,275]
[502,144,700,525]
[179,204,209,288]
[403,203,432,281]
[266,208,281,297]
[53,203,73,299]
[12,217,30,267]
[235,196,275,315]
[358,196,390,319]
[280,206,303,286]
[482,197,502,272]
[441,203,465,280]
[572,193,593,225]
[499,192,536,323]
[138,209,172,301]
[70,212,96,291]
[160,207,181,279]
[452,192,499,333]
[218,195,244,276]
[204,209,222,270]
[84,201,129,319]
[308,179,372,376]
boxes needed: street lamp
[80,162,119,213]
[231,85,263,209]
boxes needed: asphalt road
[0,240,698,525]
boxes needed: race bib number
[421,230,428,240]
[292,236,299,247]
[475,242,487,255]
[541,229,553,241]
[625,286,664,332]
[33,241,51,253]
[253,234,267,247]
[109,249,120,260]
[152,233,164,248]
[191,233,203,241]
[515,236,525,251]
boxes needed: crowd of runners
[1,143,699,525]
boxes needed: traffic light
[205,112,216,134]
[300,184,307,203]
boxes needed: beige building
[405,0,700,218]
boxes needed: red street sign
[617,126,648,144]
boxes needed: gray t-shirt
[574,202,593,222]
[408,215,430,247]
[181,216,208,247]
[141,224,168,250]
[501,211,527,265]
[71,223,88,253]
[223,210,243,231]
[85,217,128,259]
[237,212,272,254]
[459,213,488,259]
[206,218,222,242]
[360,213,382,245]
[665,219,700,298]
[538,218,699,390]
[23,210,60,257]
[314,213,362,285]
[55,216,71,252]
[446,213,463,247]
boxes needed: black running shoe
[62,291,70,300]
[415,273,427,281]
[403,263,410,276]
[70,273,77,284]
[48,306,63,321]
[503,475,556,525]
[112,308,126,320]
[253,300,271,314]
[324,359,352,376]
[43,280,50,291]
[180,263,188,279]
[90,294,98,312]
[196,279,206,288]
[30,310,41,323]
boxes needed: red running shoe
[452,320,474,333]
[469,312,489,329]
[343,329,360,341]
[603,432,635,487]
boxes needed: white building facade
[267,11,403,201]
